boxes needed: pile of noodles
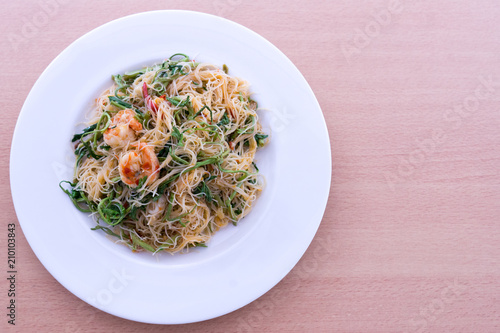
[65,54,268,254]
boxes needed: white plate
[10,10,331,324]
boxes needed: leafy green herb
[193,181,213,203]
[123,69,146,82]
[112,74,129,96]
[217,113,230,127]
[130,232,155,252]
[171,127,184,146]
[170,149,189,165]
[97,197,128,226]
[236,115,256,135]
[216,160,253,180]
[177,96,191,107]
[164,192,175,221]
[91,225,120,238]
[155,180,171,198]
[75,138,102,164]
[255,133,268,147]
[156,175,181,197]
[163,192,198,223]
[72,124,97,142]
[108,96,146,125]
[169,53,190,62]
[127,205,143,220]
[158,142,171,158]
[136,176,148,190]
[152,55,191,92]
[112,74,125,87]
[59,181,95,212]
[248,97,258,110]
[193,105,213,123]
[109,96,132,110]
[100,144,111,151]
[165,96,182,106]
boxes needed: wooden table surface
[2,1,500,332]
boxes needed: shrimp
[119,142,160,187]
[103,109,142,148]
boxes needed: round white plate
[10,10,331,324]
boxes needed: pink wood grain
[1,1,500,332]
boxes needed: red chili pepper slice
[142,82,158,113]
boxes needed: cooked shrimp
[119,142,160,187]
[103,109,142,147]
